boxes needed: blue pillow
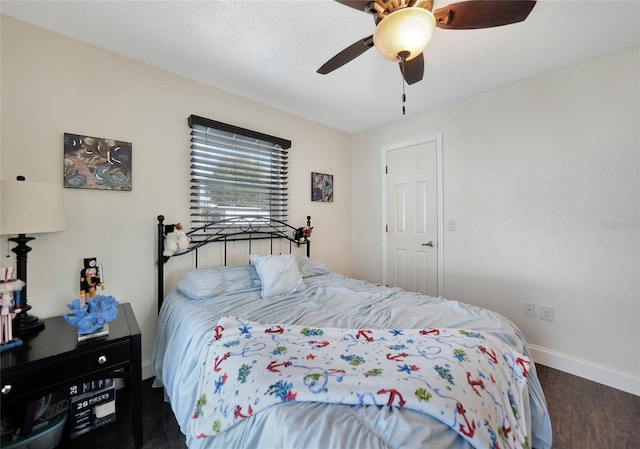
[176,265,260,300]
[296,256,330,278]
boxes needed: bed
[152,215,552,449]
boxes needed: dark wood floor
[535,364,640,449]
[55,364,639,449]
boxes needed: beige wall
[352,45,640,394]
[0,15,352,377]
[3,14,638,394]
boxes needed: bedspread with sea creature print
[192,315,532,449]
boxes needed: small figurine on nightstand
[80,257,105,302]
[0,266,25,352]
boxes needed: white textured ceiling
[1,0,639,133]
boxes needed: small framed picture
[64,133,132,191]
[311,172,333,202]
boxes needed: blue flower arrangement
[62,295,119,335]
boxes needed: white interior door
[386,140,440,296]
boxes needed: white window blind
[188,115,290,233]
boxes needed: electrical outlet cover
[524,302,536,317]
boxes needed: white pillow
[249,254,306,298]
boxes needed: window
[188,115,290,234]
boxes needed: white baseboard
[142,359,154,380]
[113,361,153,389]
[529,344,640,396]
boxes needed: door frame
[381,133,444,296]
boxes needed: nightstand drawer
[1,341,130,400]
[66,340,131,374]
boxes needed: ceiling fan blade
[317,35,374,75]
[400,53,424,85]
[434,0,536,29]
[334,0,374,12]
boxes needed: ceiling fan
[317,0,537,85]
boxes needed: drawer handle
[98,355,107,365]
[1,385,12,395]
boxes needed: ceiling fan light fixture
[373,7,436,62]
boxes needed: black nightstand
[1,303,142,448]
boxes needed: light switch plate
[540,305,554,322]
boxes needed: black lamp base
[8,233,46,337]
[13,306,46,337]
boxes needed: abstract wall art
[311,172,333,202]
[64,133,132,191]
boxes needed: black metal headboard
[156,215,311,311]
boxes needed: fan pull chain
[399,52,408,115]
[402,79,406,115]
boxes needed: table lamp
[1,176,67,336]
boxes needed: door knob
[422,241,434,247]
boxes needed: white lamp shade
[1,179,67,235]
[373,7,436,61]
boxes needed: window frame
[187,115,291,236]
